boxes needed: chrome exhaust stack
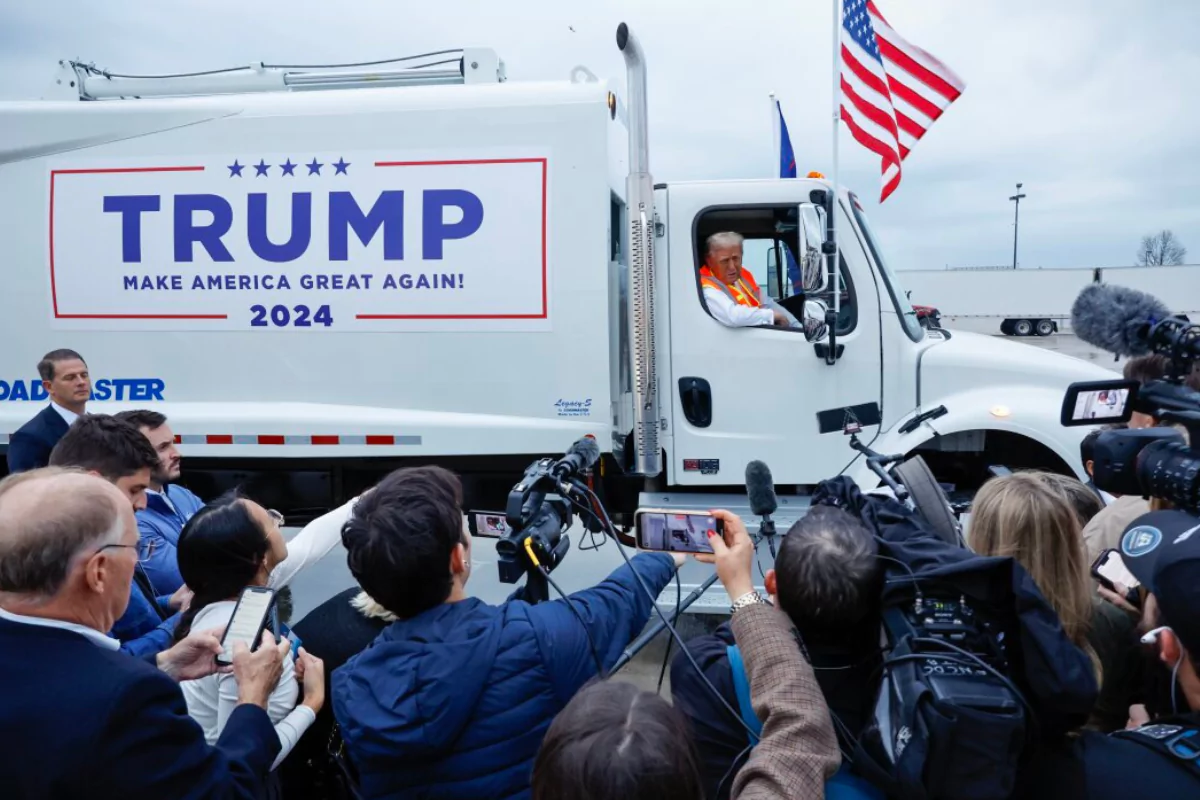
[616,22,660,478]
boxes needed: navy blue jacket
[0,617,280,799]
[137,483,206,595]
[332,552,677,800]
[6,404,69,473]
[112,563,180,659]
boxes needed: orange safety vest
[699,266,762,308]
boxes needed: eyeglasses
[95,543,139,557]
[267,509,285,528]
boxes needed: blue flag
[777,100,802,289]
[778,100,797,179]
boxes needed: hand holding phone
[232,631,291,710]
[697,510,755,600]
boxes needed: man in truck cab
[699,232,826,339]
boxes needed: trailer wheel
[1013,319,1034,336]
[1035,319,1055,337]
[893,455,962,546]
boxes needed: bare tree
[1136,230,1187,266]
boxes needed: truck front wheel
[1012,319,1034,336]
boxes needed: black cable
[566,485,764,743]
[540,566,607,680]
[716,742,754,799]
[655,570,682,695]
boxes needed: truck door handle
[678,377,712,428]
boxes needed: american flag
[840,0,965,201]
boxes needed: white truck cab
[0,24,1112,520]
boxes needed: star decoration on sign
[254,159,271,177]
[280,158,297,176]
[227,160,244,177]
[333,157,351,175]
[307,158,323,175]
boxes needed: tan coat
[1082,494,1151,565]
[729,603,841,799]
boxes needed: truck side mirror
[797,204,828,294]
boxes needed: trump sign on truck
[48,151,550,331]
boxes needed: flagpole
[769,91,780,178]
[830,0,841,324]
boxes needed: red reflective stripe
[206,435,233,445]
[174,435,182,444]
[366,435,395,445]
[310,435,339,445]
[258,435,286,445]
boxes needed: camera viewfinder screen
[637,511,715,554]
[1071,388,1130,423]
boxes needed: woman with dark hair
[176,489,363,777]
[532,511,840,800]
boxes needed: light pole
[1008,182,1026,270]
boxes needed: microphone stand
[609,520,772,674]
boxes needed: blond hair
[970,472,1099,679]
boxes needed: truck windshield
[848,194,924,342]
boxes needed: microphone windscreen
[745,460,777,516]
[570,436,601,468]
[1071,283,1169,357]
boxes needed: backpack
[851,600,1027,800]
[727,644,885,799]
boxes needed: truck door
[662,181,883,486]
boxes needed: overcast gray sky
[2,0,1197,272]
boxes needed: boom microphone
[1071,283,1172,357]
[551,436,600,480]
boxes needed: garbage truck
[0,23,1114,520]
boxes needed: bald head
[0,468,127,599]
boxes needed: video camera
[467,436,601,602]
[1063,284,1200,513]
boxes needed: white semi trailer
[903,265,1200,338]
[0,24,1113,522]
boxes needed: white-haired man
[0,467,290,798]
[699,232,827,339]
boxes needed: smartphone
[216,586,276,665]
[634,508,723,554]
[1059,379,1139,426]
[1091,548,1140,593]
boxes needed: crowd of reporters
[2,346,1200,798]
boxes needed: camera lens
[1137,440,1200,512]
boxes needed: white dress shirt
[50,401,81,428]
[0,607,120,650]
[180,496,358,770]
[702,285,776,327]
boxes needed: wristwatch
[730,590,764,615]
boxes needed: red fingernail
[707,530,715,537]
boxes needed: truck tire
[1013,319,1033,336]
[1035,319,1055,337]
[893,455,962,546]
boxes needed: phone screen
[1093,549,1140,590]
[636,510,719,554]
[218,588,274,664]
[1071,388,1131,423]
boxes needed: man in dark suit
[0,467,291,799]
[6,348,92,473]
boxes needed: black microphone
[745,460,778,553]
[551,436,600,480]
[1071,283,1173,357]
